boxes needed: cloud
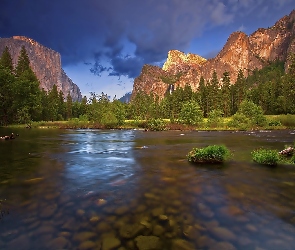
[1,0,294,82]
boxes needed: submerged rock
[171,239,195,250]
[135,235,162,250]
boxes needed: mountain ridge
[0,36,82,102]
[131,9,295,99]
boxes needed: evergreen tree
[221,71,231,117]
[66,93,73,120]
[197,76,208,117]
[207,71,221,111]
[48,84,59,121]
[232,69,246,114]
[15,46,31,76]
[0,46,13,73]
[58,90,65,120]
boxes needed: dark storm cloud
[1,0,294,80]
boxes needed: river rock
[211,227,236,241]
[40,204,57,218]
[135,235,162,250]
[38,225,55,235]
[171,239,195,250]
[62,219,77,231]
[245,224,257,232]
[115,205,129,215]
[198,235,216,249]
[6,235,30,250]
[153,225,165,236]
[48,237,69,249]
[119,223,145,239]
[23,177,44,185]
[183,225,200,239]
[73,231,96,242]
[78,240,96,250]
[90,216,100,224]
[97,221,112,232]
[76,209,85,216]
[151,207,164,217]
[211,241,236,250]
[102,236,121,250]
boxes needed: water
[0,128,295,249]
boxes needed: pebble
[48,237,69,249]
[211,227,237,241]
[40,204,57,218]
[153,225,165,236]
[78,240,96,250]
[171,239,195,250]
[211,241,236,250]
[119,223,145,239]
[102,236,121,250]
[73,231,96,242]
[135,235,162,250]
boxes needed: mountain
[118,92,132,103]
[0,36,82,102]
[132,9,295,99]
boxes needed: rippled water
[0,128,295,250]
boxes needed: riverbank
[1,114,295,131]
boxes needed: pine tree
[0,46,13,73]
[221,71,231,117]
[208,71,221,111]
[66,93,73,120]
[15,46,31,76]
[197,76,208,117]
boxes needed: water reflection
[0,129,295,249]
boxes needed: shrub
[187,145,230,164]
[251,149,280,166]
[237,100,267,126]
[267,119,282,127]
[227,113,250,130]
[146,118,167,131]
[100,111,118,128]
[179,100,203,125]
[207,109,223,128]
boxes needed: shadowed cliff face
[132,9,295,99]
[0,36,82,102]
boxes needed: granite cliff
[0,36,82,101]
[132,9,295,99]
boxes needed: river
[0,128,295,249]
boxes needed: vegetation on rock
[251,149,281,166]
[187,145,230,164]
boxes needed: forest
[0,46,295,130]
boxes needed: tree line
[1,46,295,127]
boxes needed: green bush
[267,119,282,127]
[227,113,250,129]
[207,109,223,128]
[100,111,118,128]
[237,100,267,126]
[147,118,167,131]
[187,145,230,164]
[179,100,203,125]
[251,149,280,166]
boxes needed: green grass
[187,145,231,164]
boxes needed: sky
[1,0,295,99]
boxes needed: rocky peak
[0,36,82,101]
[162,50,206,74]
[132,9,295,99]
